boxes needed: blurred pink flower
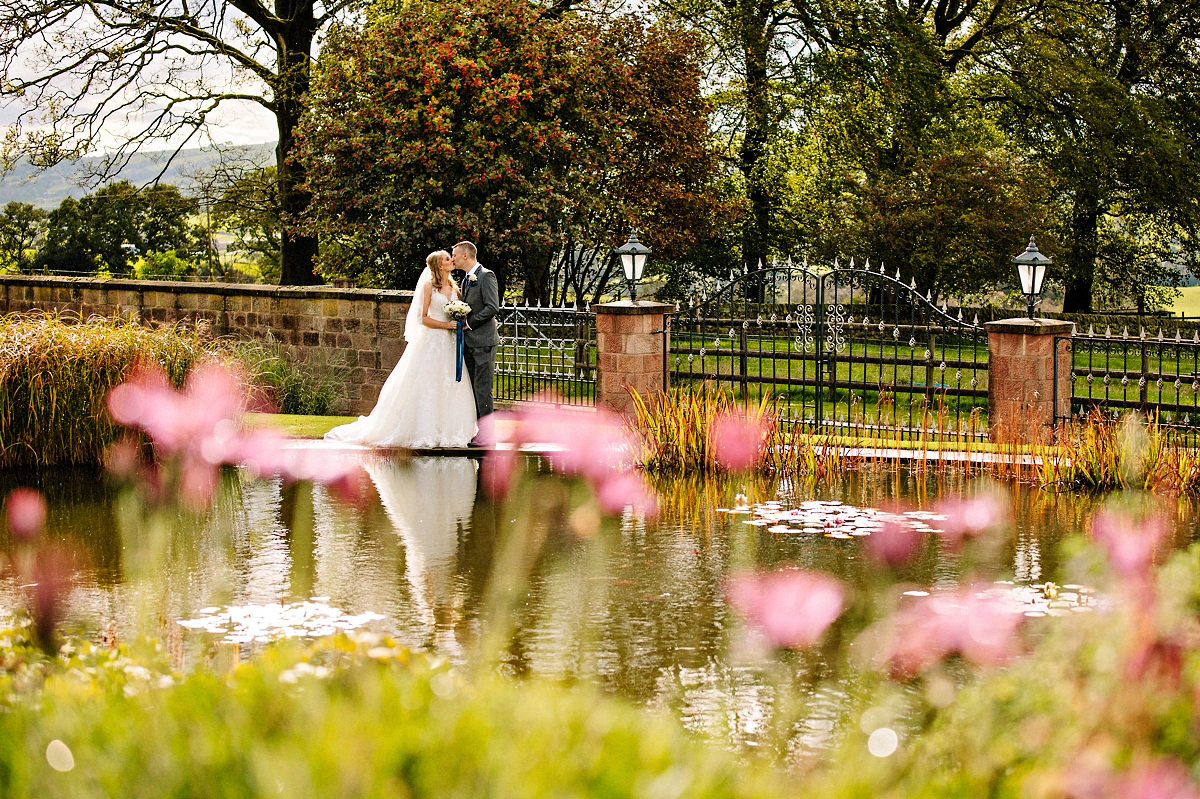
[596,471,658,517]
[884,588,1025,677]
[482,398,657,517]
[1111,758,1200,799]
[1069,756,1200,799]
[107,361,365,506]
[481,446,519,501]
[934,493,1007,547]
[1092,509,1166,582]
[710,413,766,471]
[866,519,922,567]
[726,569,845,649]
[5,487,46,540]
[29,546,73,652]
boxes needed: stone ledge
[0,275,413,303]
[984,317,1075,336]
[591,300,674,316]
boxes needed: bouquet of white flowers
[445,300,471,321]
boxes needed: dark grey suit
[462,265,499,419]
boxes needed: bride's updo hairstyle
[426,249,453,291]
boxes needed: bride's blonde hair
[426,249,454,292]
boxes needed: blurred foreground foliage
[0,631,782,799]
[2,529,1200,797]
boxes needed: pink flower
[726,569,845,649]
[1068,756,1200,799]
[107,361,365,507]
[1092,509,1166,582]
[884,588,1025,677]
[482,446,519,500]
[28,546,73,652]
[5,487,46,540]
[482,398,656,517]
[709,412,766,471]
[934,492,1007,547]
[595,470,658,517]
[866,519,922,567]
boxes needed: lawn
[1168,284,1200,317]
[245,413,353,438]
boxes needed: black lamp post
[614,229,651,302]
[1013,235,1051,318]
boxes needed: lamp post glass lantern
[1013,235,1051,318]
[615,229,651,302]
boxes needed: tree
[653,0,815,289]
[0,0,342,285]
[35,181,198,274]
[34,198,94,274]
[0,202,47,272]
[212,166,283,276]
[989,0,1200,312]
[295,0,729,302]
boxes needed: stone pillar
[593,300,673,415]
[985,317,1074,442]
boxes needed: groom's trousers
[464,345,495,419]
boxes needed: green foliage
[989,0,1200,312]
[211,165,282,278]
[0,313,217,468]
[132,250,197,281]
[0,629,781,798]
[35,182,200,275]
[232,340,346,416]
[0,202,47,272]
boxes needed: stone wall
[0,276,413,414]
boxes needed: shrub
[132,250,197,281]
[231,339,345,416]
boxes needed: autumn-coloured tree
[294,0,731,300]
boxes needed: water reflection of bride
[364,456,477,653]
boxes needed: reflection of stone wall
[0,276,413,414]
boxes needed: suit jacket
[462,265,500,348]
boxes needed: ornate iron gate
[495,304,596,405]
[668,262,989,440]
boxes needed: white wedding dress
[325,277,478,449]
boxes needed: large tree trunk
[739,1,771,303]
[1061,186,1101,313]
[274,1,321,287]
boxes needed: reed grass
[629,385,1200,494]
[0,312,222,468]
[1036,409,1200,493]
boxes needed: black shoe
[466,440,485,448]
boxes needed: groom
[452,240,499,436]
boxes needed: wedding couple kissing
[325,241,500,450]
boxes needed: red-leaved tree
[294,0,731,300]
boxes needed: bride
[325,250,478,449]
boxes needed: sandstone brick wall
[0,276,414,415]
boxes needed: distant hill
[0,143,277,208]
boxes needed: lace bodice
[428,289,458,323]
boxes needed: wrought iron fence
[669,262,990,441]
[1056,325,1200,441]
[494,304,596,406]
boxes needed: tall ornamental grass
[0,313,216,468]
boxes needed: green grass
[245,412,354,438]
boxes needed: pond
[2,457,1196,751]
